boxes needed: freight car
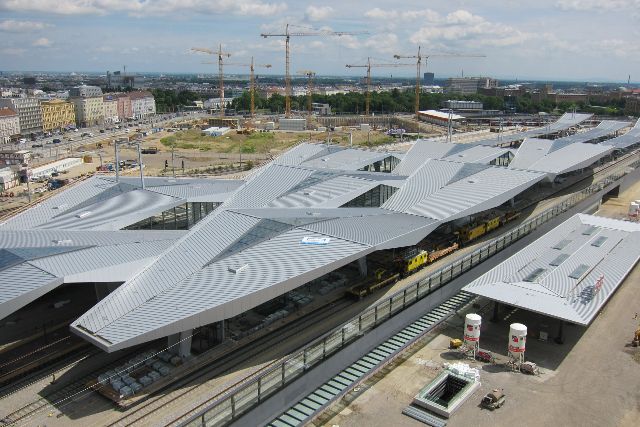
[456,210,521,245]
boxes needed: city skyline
[1,1,639,82]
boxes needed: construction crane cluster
[192,24,485,119]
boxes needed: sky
[1,0,639,82]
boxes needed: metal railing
[179,154,638,427]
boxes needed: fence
[180,154,638,427]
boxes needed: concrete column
[167,333,179,354]
[510,197,515,208]
[555,321,564,345]
[358,256,367,277]
[178,329,192,358]
[215,320,226,343]
[491,301,500,322]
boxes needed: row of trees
[151,87,628,116]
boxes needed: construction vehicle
[455,210,521,245]
[449,338,463,349]
[347,268,400,299]
[395,241,460,276]
[261,24,367,117]
[481,389,506,410]
[632,326,640,347]
[520,361,540,375]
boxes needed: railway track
[107,298,355,427]
[0,346,151,426]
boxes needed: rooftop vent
[523,267,547,282]
[52,239,73,245]
[75,211,92,218]
[52,204,68,210]
[569,264,590,280]
[549,253,570,266]
[228,264,248,274]
[591,236,608,247]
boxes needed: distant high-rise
[424,72,435,85]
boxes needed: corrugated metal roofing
[268,175,380,208]
[273,142,338,166]
[601,119,640,149]
[547,120,630,153]
[469,113,593,147]
[513,141,613,175]
[79,228,370,348]
[0,229,185,248]
[0,263,62,318]
[442,145,511,164]
[300,148,399,171]
[463,214,640,325]
[393,139,470,176]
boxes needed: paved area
[318,181,640,427]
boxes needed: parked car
[52,138,61,144]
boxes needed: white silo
[508,323,527,364]
[463,314,482,356]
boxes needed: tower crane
[204,57,272,118]
[260,24,368,118]
[191,45,231,116]
[297,70,316,118]
[393,47,486,117]
[345,58,413,116]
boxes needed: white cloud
[556,0,640,11]
[32,37,52,47]
[0,0,288,16]
[0,19,51,32]
[410,10,537,48]
[364,8,438,21]
[305,5,333,21]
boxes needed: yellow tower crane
[345,58,413,116]
[191,45,231,116]
[204,57,271,118]
[393,47,486,118]
[260,24,368,118]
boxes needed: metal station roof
[546,120,630,153]
[0,176,243,231]
[300,148,400,171]
[463,214,640,325]
[469,112,593,147]
[509,138,614,176]
[602,119,640,149]
[0,139,581,352]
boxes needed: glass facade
[124,202,219,230]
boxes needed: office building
[41,99,75,132]
[0,97,43,136]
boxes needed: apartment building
[0,97,43,136]
[41,99,75,132]
[70,85,104,127]
[103,95,119,124]
[116,93,133,120]
[0,107,20,144]
[129,91,156,119]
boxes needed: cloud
[305,5,333,21]
[0,47,25,55]
[364,7,438,21]
[0,19,51,32]
[0,0,288,16]
[32,37,52,47]
[410,10,538,48]
[556,0,640,11]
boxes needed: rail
[178,152,639,427]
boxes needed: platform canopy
[0,139,608,352]
[463,214,640,325]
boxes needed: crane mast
[191,45,230,117]
[394,47,486,118]
[261,25,367,118]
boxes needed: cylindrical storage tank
[463,313,482,345]
[508,323,527,356]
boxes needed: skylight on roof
[523,267,547,282]
[549,253,570,266]
[569,264,590,280]
[582,225,598,235]
[553,239,571,250]
[591,236,608,247]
